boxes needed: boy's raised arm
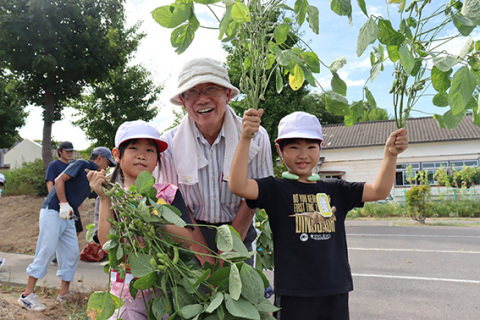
[363,128,408,202]
[229,108,262,201]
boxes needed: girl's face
[277,139,321,183]
[113,139,159,186]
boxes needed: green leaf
[152,6,175,28]
[277,50,295,67]
[325,91,351,116]
[448,66,477,115]
[255,298,280,313]
[85,223,95,243]
[330,56,346,73]
[294,0,308,25]
[207,267,231,287]
[135,171,155,196]
[128,252,154,278]
[357,17,379,57]
[442,109,466,129]
[206,292,224,313]
[216,224,233,251]
[301,52,320,73]
[161,204,187,227]
[432,55,457,72]
[364,87,377,108]
[133,272,157,290]
[398,44,415,75]
[461,0,480,25]
[102,239,117,251]
[431,66,452,92]
[151,295,170,320]
[330,0,352,17]
[229,264,242,300]
[331,73,347,96]
[452,14,475,36]
[377,19,405,46]
[370,61,383,82]
[239,263,264,305]
[194,0,222,3]
[87,291,123,320]
[273,23,289,45]
[344,101,364,127]
[386,45,399,62]
[171,21,198,54]
[180,304,203,319]
[433,92,449,107]
[275,67,283,93]
[306,5,319,34]
[231,2,250,23]
[219,5,233,40]
[459,38,474,60]
[225,294,260,320]
[357,0,368,17]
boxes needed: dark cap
[59,141,74,151]
[91,147,117,167]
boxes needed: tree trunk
[42,90,55,168]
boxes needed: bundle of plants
[86,171,278,320]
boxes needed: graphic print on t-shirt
[289,192,336,241]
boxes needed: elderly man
[156,57,273,265]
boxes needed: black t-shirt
[247,177,364,297]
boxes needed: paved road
[346,222,480,320]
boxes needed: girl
[88,120,194,319]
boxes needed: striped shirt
[156,118,273,224]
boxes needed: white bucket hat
[170,57,240,106]
[275,111,323,143]
[115,120,168,152]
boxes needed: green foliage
[405,185,433,224]
[431,199,480,218]
[71,64,161,149]
[87,172,277,319]
[0,0,142,165]
[434,165,480,188]
[0,71,28,148]
[356,0,480,129]
[2,159,47,196]
[254,209,274,271]
[351,202,408,218]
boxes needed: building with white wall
[3,139,42,169]
[318,114,480,198]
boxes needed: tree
[71,64,162,149]
[0,0,141,166]
[0,70,28,148]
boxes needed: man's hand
[59,202,74,220]
[241,108,264,140]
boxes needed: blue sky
[18,0,479,149]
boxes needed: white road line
[349,247,480,254]
[348,233,480,239]
[352,273,480,284]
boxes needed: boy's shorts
[274,293,349,320]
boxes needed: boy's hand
[386,128,408,155]
[87,169,107,198]
[241,108,264,140]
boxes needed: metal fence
[392,186,480,204]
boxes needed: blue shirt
[45,159,70,183]
[42,159,98,212]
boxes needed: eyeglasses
[181,86,226,101]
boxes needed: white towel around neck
[172,106,260,185]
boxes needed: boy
[229,109,408,320]
[18,147,116,311]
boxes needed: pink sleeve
[153,183,178,205]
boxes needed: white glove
[59,202,74,220]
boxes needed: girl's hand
[241,108,264,140]
[386,128,408,155]
[87,169,107,198]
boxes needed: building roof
[322,113,480,149]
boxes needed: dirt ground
[0,195,96,319]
